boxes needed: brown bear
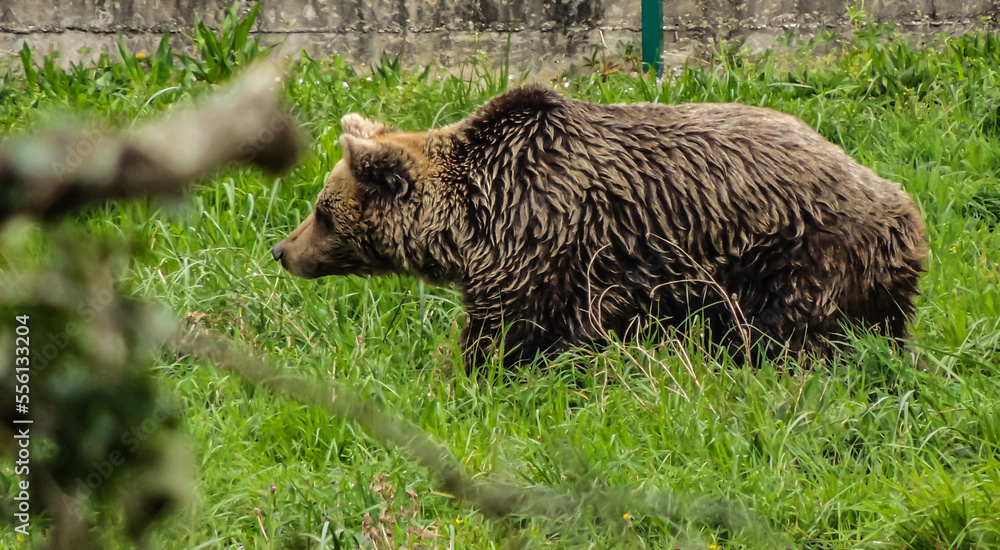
[272,86,927,370]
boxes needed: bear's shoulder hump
[467,86,565,133]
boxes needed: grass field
[2,8,1000,549]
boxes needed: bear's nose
[271,241,286,262]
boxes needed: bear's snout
[271,241,286,262]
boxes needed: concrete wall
[2,0,999,77]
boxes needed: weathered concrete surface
[1,0,998,76]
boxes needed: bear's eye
[384,173,409,196]
[359,170,409,200]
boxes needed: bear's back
[526,98,918,261]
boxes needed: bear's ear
[340,113,392,139]
[340,134,411,198]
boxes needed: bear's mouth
[304,256,373,279]
[272,237,392,279]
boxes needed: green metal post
[641,0,663,77]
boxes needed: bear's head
[272,114,467,282]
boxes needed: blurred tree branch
[171,326,784,548]
[0,61,303,549]
[0,62,302,222]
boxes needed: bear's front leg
[460,310,581,374]
[459,313,499,376]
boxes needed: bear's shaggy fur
[273,87,927,369]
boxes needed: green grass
[2,9,1000,549]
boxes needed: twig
[0,62,302,221]
[168,325,785,549]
